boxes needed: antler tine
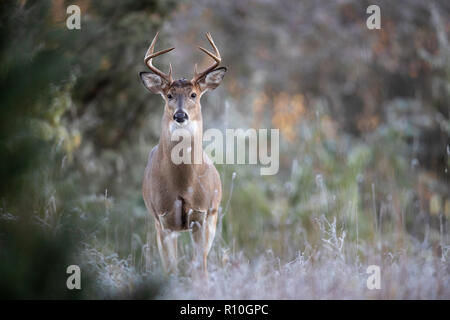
[144,32,174,84]
[191,32,222,83]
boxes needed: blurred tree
[0,0,175,299]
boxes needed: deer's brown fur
[140,33,226,275]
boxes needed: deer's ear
[198,67,227,93]
[140,72,169,94]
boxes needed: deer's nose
[173,111,188,123]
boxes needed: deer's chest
[152,176,210,211]
[149,182,212,231]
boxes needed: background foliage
[0,0,449,298]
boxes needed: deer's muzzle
[173,111,188,123]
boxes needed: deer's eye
[167,93,173,99]
[190,92,197,99]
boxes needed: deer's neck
[158,114,204,186]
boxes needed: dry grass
[80,215,450,299]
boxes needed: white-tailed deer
[140,32,226,276]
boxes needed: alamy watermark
[170,128,279,176]
[366,5,381,30]
[66,265,81,290]
[366,265,381,290]
[66,5,380,31]
[66,5,81,30]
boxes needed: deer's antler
[191,32,221,83]
[144,32,174,84]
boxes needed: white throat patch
[169,120,198,136]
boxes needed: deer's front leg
[189,209,218,277]
[155,219,178,275]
